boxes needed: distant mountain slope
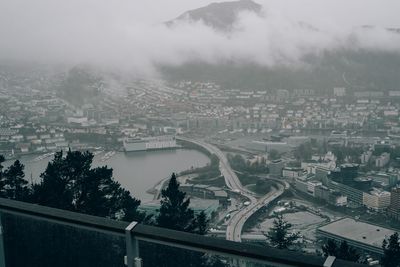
[159,50,400,92]
[166,0,262,31]
[160,1,400,92]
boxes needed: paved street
[177,137,288,242]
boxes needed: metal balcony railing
[0,198,365,267]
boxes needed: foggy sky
[1,0,400,74]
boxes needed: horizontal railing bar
[132,224,364,267]
[0,198,129,236]
[136,235,298,267]
[0,198,365,267]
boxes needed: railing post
[125,221,141,267]
[323,256,336,267]
[0,214,6,267]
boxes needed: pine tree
[2,160,29,201]
[32,150,143,221]
[338,241,359,262]
[322,239,360,263]
[33,151,73,210]
[322,239,338,257]
[382,232,400,267]
[0,155,5,197]
[156,173,196,232]
[147,173,217,267]
[0,155,4,170]
[194,211,209,235]
[265,214,300,249]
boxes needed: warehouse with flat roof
[317,218,396,255]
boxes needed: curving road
[177,137,288,242]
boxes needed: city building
[388,187,400,221]
[326,180,363,205]
[286,136,310,147]
[373,140,391,152]
[329,164,359,185]
[295,178,309,194]
[375,152,390,168]
[307,181,322,195]
[282,167,304,179]
[368,172,398,187]
[329,130,347,140]
[317,218,396,256]
[248,140,291,153]
[314,185,347,206]
[360,150,372,164]
[268,159,284,177]
[123,135,177,152]
[333,87,346,97]
[362,188,391,211]
[180,184,228,205]
[315,165,333,184]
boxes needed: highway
[177,137,288,242]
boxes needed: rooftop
[318,218,396,248]
[369,187,391,197]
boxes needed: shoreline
[6,145,212,203]
[144,141,212,201]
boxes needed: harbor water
[3,149,210,202]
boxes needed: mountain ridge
[166,0,262,31]
[160,0,400,91]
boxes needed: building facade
[389,187,400,221]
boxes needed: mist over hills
[160,50,400,92]
[159,0,400,91]
[57,66,103,106]
[1,0,400,94]
[166,0,262,31]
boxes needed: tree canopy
[294,143,313,161]
[322,239,360,263]
[265,214,300,249]
[227,154,268,174]
[269,149,280,160]
[156,173,208,234]
[0,159,30,201]
[145,173,219,267]
[0,152,225,267]
[32,150,144,221]
[0,155,6,196]
[382,232,400,267]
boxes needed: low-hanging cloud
[0,0,400,75]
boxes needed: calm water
[4,149,209,202]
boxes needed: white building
[250,141,291,153]
[124,136,177,152]
[333,195,348,206]
[360,150,372,164]
[333,87,346,97]
[301,161,336,174]
[145,136,177,150]
[384,110,399,117]
[67,117,88,125]
[362,188,391,211]
[307,181,322,195]
[324,151,336,162]
[282,167,304,179]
